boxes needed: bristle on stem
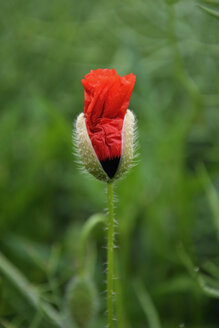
[106,182,116,328]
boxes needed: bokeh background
[1,0,219,327]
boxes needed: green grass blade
[179,245,219,299]
[0,251,63,327]
[197,275,219,298]
[198,4,219,18]
[198,165,219,240]
[133,279,162,328]
[200,0,219,5]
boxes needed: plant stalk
[107,182,115,328]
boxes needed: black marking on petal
[100,157,121,179]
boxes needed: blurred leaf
[198,4,219,18]
[155,275,194,295]
[133,279,162,328]
[197,274,219,298]
[164,0,179,5]
[200,0,219,5]
[179,245,219,299]
[0,251,63,327]
[0,320,18,328]
[28,311,43,328]
[198,165,219,240]
[202,261,219,279]
[47,244,61,277]
[2,234,50,272]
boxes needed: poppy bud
[67,276,98,328]
[75,69,136,182]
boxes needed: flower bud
[74,69,136,182]
[67,276,98,328]
[75,109,136,182]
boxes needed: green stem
[107,182,115,328]
[78,213,105,275]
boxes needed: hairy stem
[107,182,115,328]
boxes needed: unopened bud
[67,276,98,328]
[74,69,136,182]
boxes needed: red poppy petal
[81,69,136,162]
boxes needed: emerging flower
[75,68,136,182]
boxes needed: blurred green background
[1,0,219,327]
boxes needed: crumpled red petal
[81,69,136,161]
